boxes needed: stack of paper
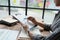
[0,29,19,40]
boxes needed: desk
[0,23,31,40]
[0,23,21,31]
[0,23,50,40]
[0,23,21,40]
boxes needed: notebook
[1,17,18,23]
[0,29,19,40]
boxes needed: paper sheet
[0,29,19,40]
[12,14,27,24]
[13,14,41,38]
[19,27,29,38]
[19,26,41,38]
[12,14,35,29]
[30,26,41,35]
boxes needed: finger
[27,17,34,19]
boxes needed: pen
[30,25,37,30]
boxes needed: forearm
[36,22,45,28]
[35,22,51,31]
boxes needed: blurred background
[0,0,60,24]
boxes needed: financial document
[12,14,35,29]
[12,14,41,38]
[19,26,41,38]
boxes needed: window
[45,0,60,9]
[28,0,44,8]
[0,0,8,6]
[27,9,43,22]
[0,0,60,24]
[0,7,9,19]
[0,0,8,19]
[44,0,59,24]
[10,0,26,7]
[11,8,25,15]
[44,10,58,24]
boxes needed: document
[0,29,19,40]
[19,27,29,38]
[12,14,27,24]
[12,14,35,29]
[13,14,41,38]
[19,26,41,38]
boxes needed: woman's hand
[27,16,38,25]
[27,16,45,30]
[23,25,29,32]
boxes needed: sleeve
[44,27,60,40]
[44,24,51,31]
[32,34,45,40]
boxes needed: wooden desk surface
[0,23,21,31]
[0,23,22,40]
[0,23,50,40]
